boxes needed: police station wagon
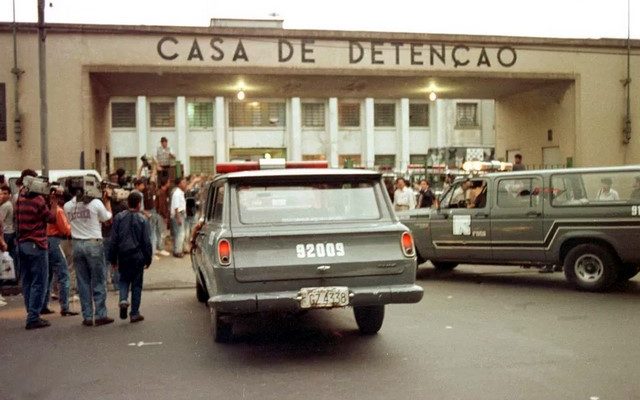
[399,165,640,292]
[190,159,423,342]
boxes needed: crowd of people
[0,138,205,329]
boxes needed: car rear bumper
[208,284,424,314]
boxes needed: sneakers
[119,301,129,320]
[26,318,51,330]
[94,317,115,326]
[82,319,93,326]
[158,250,170,257]
[0,296,7,307]
[130,314,144,323]
[61,310,79,316]
[153,255,161,261]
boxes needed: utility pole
[38,0,48,177]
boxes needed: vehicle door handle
[474,212,489,218]
[526,211,542,217]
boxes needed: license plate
[299,287,350,309]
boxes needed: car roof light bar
[216,159,329,174]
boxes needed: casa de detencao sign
[156,36,518,69]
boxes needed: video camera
[66,175,103,199]
[22,176,62,196]
[100,181,130,202]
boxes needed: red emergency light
[216,159,328,174]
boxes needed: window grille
[375,155,396,167]
[374,103,395,127]
[150,103,175,128]
[111,102,136,128]
[456,103,478,128]
[339,154,361,167]
[410,154,428,165]
[190,156,215,175]
[409,103,429,127]
[188,102,213,128]
[229,101,286,127]
[302,103,325,127]
[338,103,360,127]
[113,157,137,176]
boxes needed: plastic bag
[0,252,16,280]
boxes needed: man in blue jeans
[64,185,113,327]
[14,169,58,330]
[109,192,152,322]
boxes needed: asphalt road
[1,265,639,400]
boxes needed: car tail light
[217,239,231,266]
[401,232,415,257]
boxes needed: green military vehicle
[190,159,423,342]
[398,166,640,292]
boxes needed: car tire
[416,253,426,265]
[563,244,617,292]
[353,305,385,335]
[616,264,640,283]
[196,275,209,303]
[432,261,458,271]
[210,307,233,343]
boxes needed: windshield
[237,181,381,224]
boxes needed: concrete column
[290,97,302,161]
[363,98,375,168]
[136,96,147,158]
[176,96,188,174]
[399,98,410,172]
[328,98,339,168]
[215,96,226,163]
[435,100,448,148]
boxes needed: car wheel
[353,305,385,335]
[432,261,458,271]
[616,264,640,283]
[416,253,426,265]
[563,244,617,292]
[196,276,209,303]
[210,307,233,343]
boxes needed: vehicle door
[429,178,492,262]
[191,182,213,276]
[197,181,228,285]
[490,176,545,263]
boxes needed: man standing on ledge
[156,137,176,180]
[64,184,113,327]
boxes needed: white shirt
[64,197,112,239]
[451,187,466,204]
[170,187,186,217]
[596,188,619,201]
[393,187,416,209]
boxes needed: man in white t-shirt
[64,187,113,327]
[393,178,416,212]
[170,177,188,258]
[596,178,620,201]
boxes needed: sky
[0,0,638,40]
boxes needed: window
[0,83,6,141]
[409,103,429,127]
[188,102,213,128]
[237,181,381,224]
[111,102,136,128]
[410,154,428,165]
[374,103,395,127]
[229,101,285,127]
[440,179,488,209]
[302,154,325,161]
[302,103,325,127]
[190,156,215,175]
[339,154,361,168]
[456,103,478,128]
[497,178,542,208]
[374,155,396,168]
[113,157,137,176]
[211,185,225,222]
[150,103,175,128]
[338,103,360,127]
[551,171,640,206]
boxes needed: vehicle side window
[497,178,542,208]
[212,185,225,222]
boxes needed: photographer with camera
[15,169,58,330]
[64,180,114,327]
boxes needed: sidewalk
[142,253,196,290]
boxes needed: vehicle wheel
[432,261,458,271]
[353,305,385,335]
[210,307,233,343]
[563,244,617,292]
[196,276,209,303]
[416,253,426,265]
[617,264,640,282]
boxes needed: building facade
[0,21,638,176]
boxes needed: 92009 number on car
[296,243,345,258]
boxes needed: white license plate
[299,287,350,309]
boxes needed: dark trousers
[118,270,144,317]
[18,241,49,324]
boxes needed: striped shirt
[16,194,56,249]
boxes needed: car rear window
[237,181,381,224]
